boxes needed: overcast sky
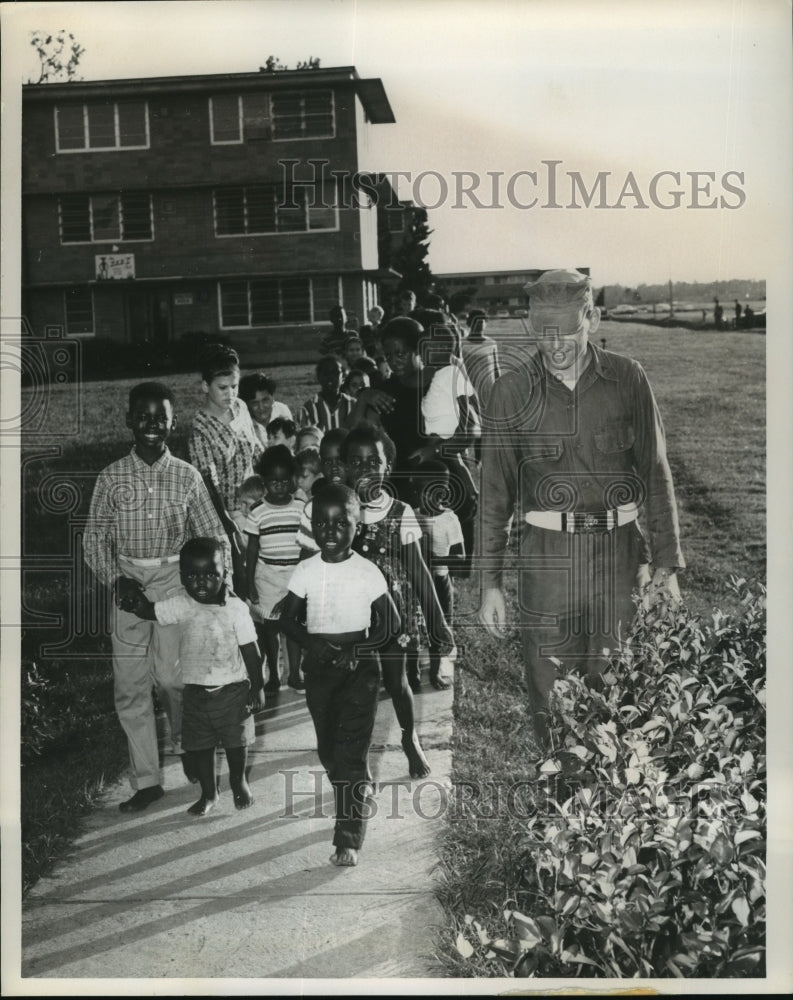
[3,0,791,286]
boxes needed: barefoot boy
[84,382,230,812]
[280,484,400,866]
[122,537,264,815]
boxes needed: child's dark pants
[304,650,380,851]
[429,572,454,674]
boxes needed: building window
[55,101,149,152]
[213,184,337,236]
[209,95,242,143]
[385,208,405,233]
[59,192,154,243]
[271,90,335,140]
[64,287,94,334]
[219,276,339,327]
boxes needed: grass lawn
[19,322,766,926]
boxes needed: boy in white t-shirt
[122,537,264,817]
[280,484,400,868]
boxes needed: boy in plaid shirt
[84,382,230,813]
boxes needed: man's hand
[115,576,145,613]
[408,438,441,463]
[479,587,509,639]
[642,567,682,615]
[357,388,395,415]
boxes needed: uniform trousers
[517,521,646,744]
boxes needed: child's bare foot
[401,730,431,778]
[187,795,219,816]
[330,847,358,866]
[230,776,254,809]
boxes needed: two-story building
[21,67,397,363]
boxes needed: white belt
[524,504,638,533]
[119,553,180,567]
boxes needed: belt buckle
[580,512,601,533]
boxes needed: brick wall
[24,189,365,286]
[22,85,360,193]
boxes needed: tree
[29,30,84,84]
[260,55,321,72]
[391,206,434,299]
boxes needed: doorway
[126,288,172,344]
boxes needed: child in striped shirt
[245,446,305,691]
[297,357,356,432]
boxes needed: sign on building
[95,254,135,280]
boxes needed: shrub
[21,660,53,762]
[452,578,766,978]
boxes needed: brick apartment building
[438,268,590,317]
[21,67,399,363]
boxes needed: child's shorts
[182,681,254,751]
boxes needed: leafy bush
[452,578,766,978]
[21,661,53,761]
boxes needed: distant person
[84,381,230,812]
[342,335,369,372]
[744,304,754,326]
[361,307,390,380]
[304,426,349,496]
[319,305,355,357]
[393,289,417,318]
[232,474,265,534]
[734,300,743,327]
[120,537,264,816]
[280,484,400,867]
[267,417,297,453]
[295,425,324,455]
[714,298,724,331]
[297,356,356,432]
[342,368,370,398]
[295,447,323,502]
[238,372,293,449]
[367,305,385,332]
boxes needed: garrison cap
[524,269,593,307]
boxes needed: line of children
[85,370,459,855]
[280,484,399,866]
[295,422,454,777]
[121,537,264,816]
[244,445,305,692]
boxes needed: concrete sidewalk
[21,675,453,981]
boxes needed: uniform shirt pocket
[594,420,635,454]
